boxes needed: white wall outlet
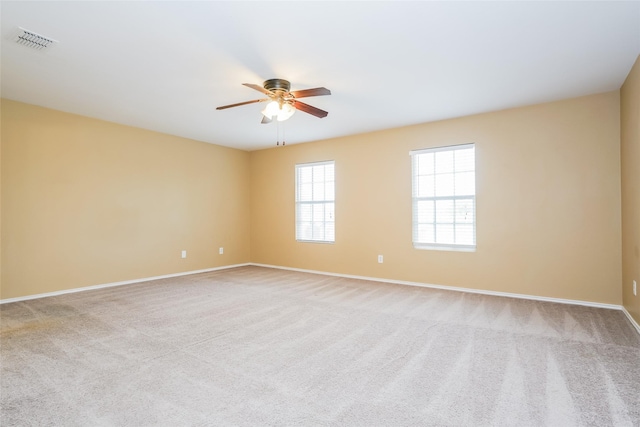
[219,247,224,255]
[378,255,383,264]
[634,280,637,296]
[181,250,187,259]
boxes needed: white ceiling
[2,1,639,151]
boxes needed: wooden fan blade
[292,100,328,118]
[242,83,273,96]
[216,98,268,110]
[290,87,331,98]
[261,115,272,124]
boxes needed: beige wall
[1,90,626,307]
[621,55,640,324]
[251,92,622,305]
[1,99,251,299]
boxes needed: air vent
[14,27,57,50]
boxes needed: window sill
[413,244,476,252]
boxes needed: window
[411,144,476,251]
[295,161,335,243]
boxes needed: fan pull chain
[275,120,286,146]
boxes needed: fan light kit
[262,101,296,122]
[217,78,331,125]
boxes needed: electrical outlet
[219,247,224,255]
[378,255,383,264]
[181,250,187,259]
[634,280,637,297]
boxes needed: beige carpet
[1,266,639,426]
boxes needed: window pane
[313,182,325,200]
[435,151,454,173]
[435,173,454,197]
[325,223,335,241]
[455,172,475,196]
[299,204,312,222]
[455,224,474,245]
[312,222,325,240]
[417,175,435,197]
[313,204,324,222]
[299,183,312,201]
[417,153,434,175]
[436,199,454,223]
[313,165,325,182]
[437,224,455,244]
[417,200,434,224]
[455,199,474,223]
[324,164,335,182]
[325,182,335,201]
[417,224,434,243]
[325,203,335,221]
[298,222,312,241]
[299,167,312,183]
[455,148,475,172]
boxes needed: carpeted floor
[1,266,639,426]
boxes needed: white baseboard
[621,307,640,335]
[252,263,640,336]
[4,261,639,336]
[250,263,624,311]
[0,263,251,304]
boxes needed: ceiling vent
[14,27,57,50]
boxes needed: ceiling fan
[216,79,331,124]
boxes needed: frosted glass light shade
[262,101,279,118]
[277,103,295,121]
[261,101,296,121]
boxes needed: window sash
[412,196,476,249]
[411,144,476,250]
[295,161,335,243]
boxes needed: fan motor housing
[264,79,291,93]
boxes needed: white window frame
[410,143,476,251]
[295,160,335,243]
